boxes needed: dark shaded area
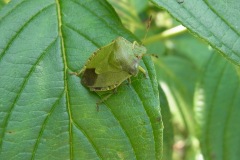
[81,68,98,87]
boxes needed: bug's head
[126,59,140,76]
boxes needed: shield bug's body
[72,37,148,92]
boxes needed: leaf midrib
[55,0,74,159]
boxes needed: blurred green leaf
[159,86,173,160]
[151,0,240,66]
[0,0,162,159]
[152,33,212,159]
[152,33,212,127]
[0,0,7,10]
[108,0,143,32]
[171,34,212,70]
[194,52,240,160]
[129,0,148,13]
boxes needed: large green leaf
[151,0,240,66]
[0,0,162,159]
[194,53,240,160]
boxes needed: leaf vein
[130,86,156,158]
[204,60,228,158]
[0,3,55,61]
[31,91,65,160]
[55,0,73,159]
[71,120,103,160]
[102,100,138,160]
[68,0,123,36]
[0,37,58,150]
[64,24,101,48]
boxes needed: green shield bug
[71,18,155,107]
[72,37,149,91]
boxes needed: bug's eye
[134,63,138,69]
[128,63,139,76]
[135,55,142,59]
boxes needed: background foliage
[110,0,240,160]
[1,0,240,160]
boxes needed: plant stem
[142,25,187,45]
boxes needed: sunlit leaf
[151,0,240,66]
[0,0,162,159]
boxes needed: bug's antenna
[138,16,158,59]
[143,15,152,43]
[137,53,158,60]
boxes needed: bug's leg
[138,66,149,78]
[113,87,118,94]
[96,94,113,111]
[135,53,158,59]
[132,41,137,49]
[127,78,131,85]
[69,67,86,77]
[96,88,118,111]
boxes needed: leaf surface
[0,0,162,159]
[159,86,173,160]
[151,0,240,66]
[194,53,240,160]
